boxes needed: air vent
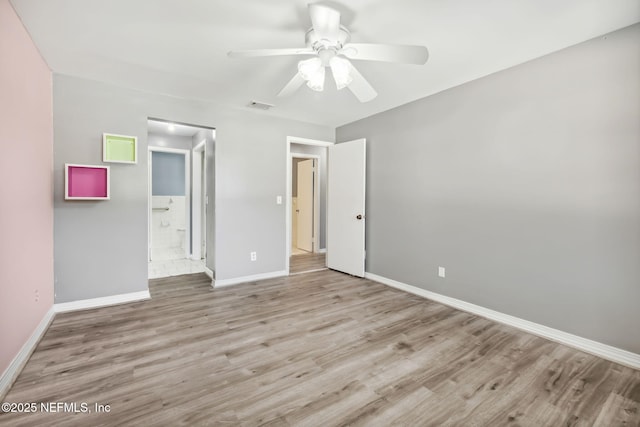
[248,100,275,110]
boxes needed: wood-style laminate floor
[1,271,639,426]
[289,253,326,275]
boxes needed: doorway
[147,118,215,279]
[286,137,333,275]
[286,136,368,278]
[148,147,195,276]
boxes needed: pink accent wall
[0,0,54,376]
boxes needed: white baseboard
[54,290,151,313]
[213,270,287,288]
[316,248,327,254]
[365,272,640,370]
[0,307,55,400]
[203,267,214,279]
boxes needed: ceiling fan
[227,3,429,103]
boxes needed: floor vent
[248,100,275,110]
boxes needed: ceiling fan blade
[308,3,341,40]
[278,72,306,97]
[228,48,314,58]
[346,62,377,103]
[341,43,429,65]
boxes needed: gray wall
[336,24,640,354]
[151,151,186,196]
[53,74,333,302]
[291,143,328,250]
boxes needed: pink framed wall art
[65,164,110,200]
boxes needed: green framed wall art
[103,133,137,164]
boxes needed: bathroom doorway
[149,147,190,262]
[147,119,215,279]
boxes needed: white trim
[147,149,152,261]
[317,248,327,254]
[194,139,207,264]
[365,272,640,370]
[192,143,204,261]
[54,290,150,313]
[204,267,214,279]
[193,140,206,152]
[148,146,190,155]
[285,142,291,274]
[0,307,55,400]
[213,270,287,288]
[286,136,335,147]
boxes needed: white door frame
[148,146,191,261]
[192,140,206,261]
[292,154,321,254]
[285,136,334,274]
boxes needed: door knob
[356,214,363,220]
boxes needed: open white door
[296,159,314,252]
[327,139,366,277]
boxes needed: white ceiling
[11,0,640,127]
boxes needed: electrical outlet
[438,266,445,278]
[250,251,257,261]
[276,195,282,205]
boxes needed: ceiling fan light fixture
[298,57,323,81]
[229,3,429,102]
[306,66,325,91]
[329,56,352,90]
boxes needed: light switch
[276,195,282,205]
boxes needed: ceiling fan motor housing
[305,26,351,53]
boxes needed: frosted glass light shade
[306,66,325,91]
[330,56,352,90]
[298,58,323,81]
